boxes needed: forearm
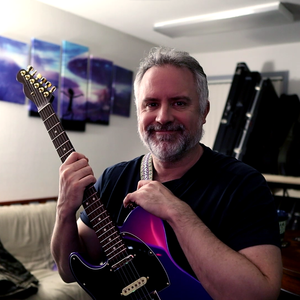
[168,203,281,300]
[51,210,83,283]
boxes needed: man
[51,47,282,299]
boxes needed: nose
[155,103,174,124]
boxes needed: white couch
[0,200,92,300]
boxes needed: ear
[202,101,210,124]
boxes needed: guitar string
[111,152,155,300]
[82,175,152,299]
[24,70,154,300]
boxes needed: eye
[145,102,158,108]
[173,101,186,107]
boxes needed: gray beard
[139,122,203,162]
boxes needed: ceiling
[37,0,300,53]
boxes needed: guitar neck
[38,98,127,264]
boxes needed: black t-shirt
[80,144,280,276]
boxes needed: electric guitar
[17,66,212,300]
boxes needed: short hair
[134,46,209,114]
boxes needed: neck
[152,144,203,183]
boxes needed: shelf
[263,174,300,190]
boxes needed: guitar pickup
[111,254,134,270]
[121,276,148,296]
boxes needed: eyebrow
[142,96,192,103]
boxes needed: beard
[139,121,203,162]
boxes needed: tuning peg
[29,78,35,84]
[45,81,52,88]
[40,77,47,84]
[20,70,26,76]
[32,70,37,76]
[50,86,57,93]
[43,91,50,97]
[27,65,33,72]
[36,73,42,79]
[34,83,39,89]
[25,74,30,80]
[39,87,45,93]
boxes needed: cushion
[0,202,57,271]
[28,269,92,300]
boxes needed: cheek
[138,113,152,130]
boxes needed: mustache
[146,123,185,132]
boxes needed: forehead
[138,65,197,100]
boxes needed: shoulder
[201,144,265,182]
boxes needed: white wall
[193,42,300,148]
[1,0,300,201]
[0,0,155,201]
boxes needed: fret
[92,215,110,228]
[102,236,119,248]
[51,131,67,143]
[42,112,56,123]
[87,206,106,218]
[95,221,113,235]
[108,247,127,261]
[106,243,125,256]
[56,140,71,151]
[97,225,114,239]
[47,122,61,134]
[89,207,105,222]
[105,240,123,252]
[37,102,52,113]
[101,232,120,243]
[60,149,74,161]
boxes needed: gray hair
[134,46,209,114]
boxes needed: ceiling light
[154,2,297,38]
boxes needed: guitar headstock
[16,65,56,110]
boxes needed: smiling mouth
[147,123,184,133]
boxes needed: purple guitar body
[70,206,212,300]
[17,67,212,300]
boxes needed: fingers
[123,180,152,208]
[59,152,96,199]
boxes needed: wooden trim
[0,197,58,206]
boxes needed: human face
[137,65,208,162]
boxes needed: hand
[58,152,97,215]
[123,180,184,221]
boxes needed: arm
[51,152,101,283]
[123,180,282,300]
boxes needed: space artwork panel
[87,56,113,125]
[111,65,133,117]
[0,36,29,104]
[29,38,61,116]
[60,40,89,131]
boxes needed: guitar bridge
[111,254,134,270]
